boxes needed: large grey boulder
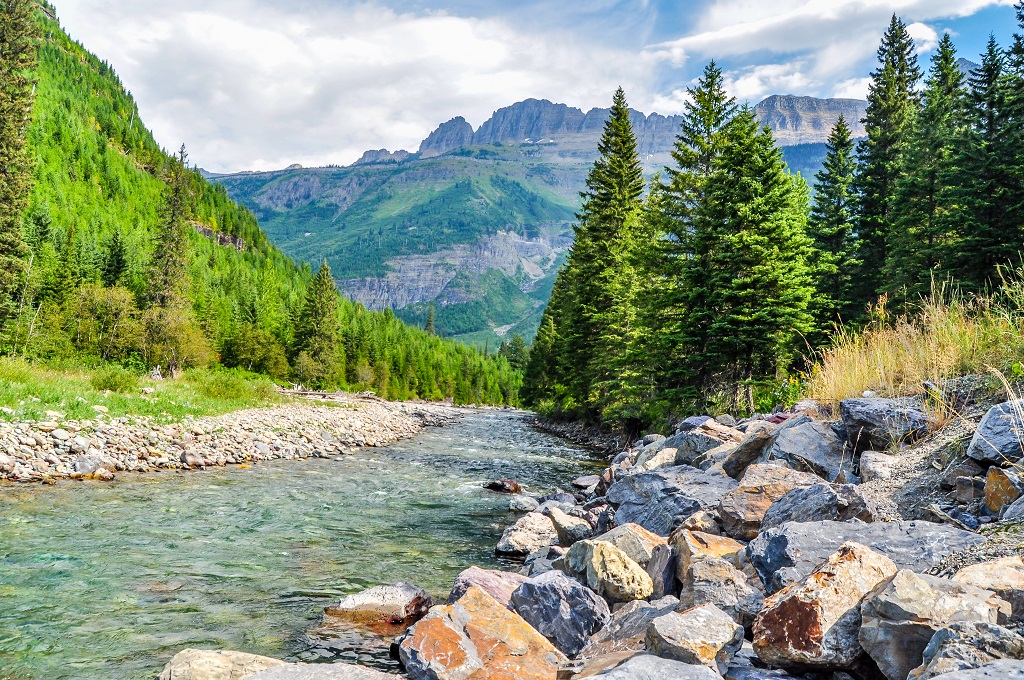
[841,397,931,451]
[495,511,558,556]
[324,582,431,628]
[927,660,1024,678]
[747,520,985,594]
[764,415,851,481]
[860,570,1010,680]
[607,467,737,537]
[967,401,1024,464]
[247,665,394,679]
[679,556,763,627]
[668,420,743,466]
[448,566,527,609]
[909,621,1024,680]
[760,483,875,531]
[593,653,722,679]
[510,570,610,658]
[646,604,744,673]
[157,649,286,680]
[722,422,778,479]
[578,597,679,659]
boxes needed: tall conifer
[293,260,341,388]
[148,146,192,309]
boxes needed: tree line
[0,0,520,405]
[523,9,1024,427]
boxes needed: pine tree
[147,145,192,309]
[293,260,341,388]
[102,230,129,287]
[51,224,79,302]
[808,116,859,336]
[0,0,39,321]
[521,273,568,408]
[424,306,436,335]
[853,15,923,308]
[885,33,967,298]
[501,333,527,372]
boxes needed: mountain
[213,95,867,347]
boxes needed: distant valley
[210,95,867,347]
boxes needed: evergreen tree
[853,15,923,308]
[147,145,192,309]
[424,306,435,335]
[521,273,568,408]
[292,260,341,388]
[51,224,79,303]
[885,34,967,298]
[0,0,38,321]
[500,333,527,372]
[102,230,129,288]
[808,115,859,335]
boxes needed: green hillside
[4,2,520,405]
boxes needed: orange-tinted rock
[718,465,820,540]
[399,586,566,680]
[592,523,667,568]
[984,467,1024,514]
[672,530,745,583]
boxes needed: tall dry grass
[806,274,1024,408]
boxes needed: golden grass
[806,277,1024,409]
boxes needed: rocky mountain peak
[354,149,411,166]
[419,116,474,158]
[753,95,868,145]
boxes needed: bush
[90,365,139,393]
[187,368,278,402]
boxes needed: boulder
[510,495,540,513]
[984,467,1024,515]
[679,556,763,627]
[523,545,567,577]
[908,621,1024,680]
[718,465,820,541]
[578,597,679,660]
[157,649,286,680]
[953,556,1024,622]
[398,586,566,680]
[496,512,559,556]
[860,450,896,482]
[645,604,744,673]
[511,570,610,658]
[967,401,1024,465]
[1004,496,1024,522]
[574,475,603,490]
[927,660,1024,678]
[324,582,431,630]
[606,467,737,537]
[678,510,723,536]
[764,415,851,481]
[591,654,721,678]
[722,422,778,480]
[747,520,986,594]
[485,479,522,494]
[448,567,528,609]
[549,507,595,547]
[559,540,654,603]
[633,446,678,473]
[752,542,898,670]
[841,397,932,452]
[591,523,666,568]
[942,458,986,490]
[645,544,677,600]
[673,530,745,584]
[667,420,744,466]
[246,665,395,679]
[860,570,1011,680]
[760,483,876,531]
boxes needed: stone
[156,648,286,680]
[645,604,744,673]
[718,465,820,540]
[841,397,932,452]
[606,467,737,537]
[578,597,680,659]
[399,586,565,680]
[752,542,898,670]
[967,401,1024,465]
[747,520,986,594]
[953,556,1024,622]
[722,422,778,480]
[92,404,109,413]
[643,433,667,446]
[679,556,763,627]
[678,510,722,536]
[591,523,666,568]
[573,475,602,490]
[496,512,558,556]
[324,582,431,631]
[633,446,678,473]
[73,454,114,476]
[559,540,654,603]
[677,415,714,432]
[590,654,721,679]
[669,420,744,466]
[908,621,1024,680]
[760,483,876,531]
[549,507,595,547]
[673,530,745,584]
[182,451,205,469]
[485,478,522,494]
[860,569,1011,680]
[860,450,896,482]
[246,665,395,679]
[1004,495,1024,521]
[510,495,541,513]
[942,458,986,490]
[51,428,70,441]
[645,544,677,600]
[511,570,610,658]
[927,660,1024,678]
[764,415,851,481]
[957,476,988,503]
[984,467,1024,515]
[448,566,528,610]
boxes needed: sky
[53,0,1019,173]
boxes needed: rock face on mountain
[354,149,411,166]
[418,116,475,157]
[754,95,867,146]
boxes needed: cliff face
[419,116,475,157]
[754,95,867,145]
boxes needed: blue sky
[54,0,1019,172]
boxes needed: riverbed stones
[589,654,722,679]
[967,401,1024,464]
[157,648,286,680]
[246,665,396,679]
[510,570,610,658]
[763,415,850,481]
[399,586,565,680]
[591,523,666,568]
[840,397,932,451]
[549,507,595,546]
[953,556,1024,622]
[559,540,654,603]
[324,582,431,630]
[645,604,744,673]
[860,570,1011,680]
[449,566,528,609]
[606,467,737,536]
[679,556,763,627]
[908,621,1024,680]
[752,542,898,670]
[747,520,986,593]
[496,512,559,556]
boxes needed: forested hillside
[525,11,1024,428]
[0,1,520,405]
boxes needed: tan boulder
[592,523,667,568]
[954,556,1024,621]
[753,542,898,670]
[718,465,821,540]
[646,604,744,673]
[559,540,654,603]
[672,530,745,584]
[496,512,558,556]
[157,649,286,680]
[678,510,722,536]
[678,556,763,627]
[548,507,594,547]
[323,582,431,635]
[399,586,566,680]
[634,446,678,472]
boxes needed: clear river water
[0,410,603,680]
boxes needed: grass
[806,274,1024,409]
[0,358,286,423]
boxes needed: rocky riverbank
[0,394,460,484]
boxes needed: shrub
[90,364,139,393]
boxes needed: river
[0,410,603,680]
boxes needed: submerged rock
[324,582,431,631]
